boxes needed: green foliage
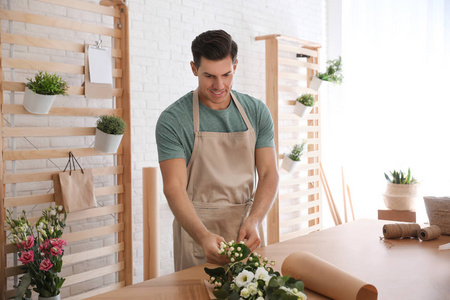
[384,168,418,184]
[317,56,343,84]
[288,141,306,162]
[26,71,68,96]
[96,115,126,135]
[295,94,315,107]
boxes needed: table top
[88,219,450,300]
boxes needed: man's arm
[237,147,279,251]
[159,158,228,265]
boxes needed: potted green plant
[23,71,68,114]
[281,141,306,173]
[310,56,343,91]
[94,115,126,153]
[294,93,316,118]
[383,168,419,211]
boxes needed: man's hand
[237,218,261,251]
[199,232,229,265]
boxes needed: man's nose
[213,78,224,90]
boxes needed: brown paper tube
[282,251,378,300]
[382,223,420,239]
[418,225,441,241]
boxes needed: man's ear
[233,59,238,73]
[190,61,198,76]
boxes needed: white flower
[234,270,254,287]
[235,252,240,257]
[247,282,258,295]
[240,287,250,298]
[58,205,63,212]
[254,267,271,283]
[237,247,241,251]
[296,291,307,300]
[50,210,56,216]
[256,297,264,300]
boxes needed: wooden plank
[279,187,320,201]
[38,0,120,17]
[255,34,321,48]
[1,33,122,57]
[279,175,320,187]
[278,57,319,70]
[279,85,316,95]
[279,125,318,133]
[280,199,321,214]
[2,127,95,137]
[279,113,319,120]
[4,265,25,277]
[4,166,123,183]
[280,138,319,147]
[278,43,318,58]
[280,211,321,227]
[64,223,124,243]
[2,104,122,117]
[65,282,126,300]
[0,9,121,38]
[279,71,307,81]
[3,147,123,161]
[64,243,124,265]
[64,261,124,286]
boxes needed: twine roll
[418,225,441,241]
[382,223,421,239]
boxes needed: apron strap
[230,91,253,131]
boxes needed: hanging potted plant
[281,141,306,173]
[309,56,343,91]
[383,168,419,211]
[23,71,68,114]
[294,93,316,118]
[95,115,126,153]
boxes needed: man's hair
[191,30,238,69]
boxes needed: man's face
[190,55,238,110]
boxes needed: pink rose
[50,246,63,256]
[39,258,53,271]
[23,236,35,249]
[18,250,34,265]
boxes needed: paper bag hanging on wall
[53,152,97,213]
[83,43,113,99]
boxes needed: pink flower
[39,258,53,271]
[22,235,35,249]
[50,239,59,247]
[50,246,63,256]
[18,250,34,265]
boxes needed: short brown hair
[191,30,238,69]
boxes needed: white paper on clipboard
[88,46,112,84]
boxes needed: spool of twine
[418,225,441,241]
[383,223,421,239]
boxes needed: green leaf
[14,272,32,300]
[213,289,229,299]
[204,267,225,277]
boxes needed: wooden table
[88,219,450,299]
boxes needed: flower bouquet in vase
[205,241,306,300]
[6,206,68,300]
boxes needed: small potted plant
[281,141,306,173]
[383,168,419,211]
[310,56,343,91]
[23,71,68,114]
[294,93,316,118]
[95,115,126,153]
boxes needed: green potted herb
[383,168,419,211]
[281,141,306,173]
[294,93,316,118]
[94,115,126,153]
[23,71,68,114]
[310,56,343,91]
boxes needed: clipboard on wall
[84,41,113,98]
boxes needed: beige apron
[173,89,265,271]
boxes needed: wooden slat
[279,71,308,81]
[279,113,319,120]
[279,187,320,200]
[96,185,124,197]
[280,211,321,227]
[255,34,321,48]
[279,43,318,58]
[64,282,126,300]
[280,138,320,147]
[64,243,124,265]
[2,58,122,78]
[2,81,123,97]
[4,166,123,183]
[280,223,321,241]
[64,261,124,286]
[278,57,319,70]
[280,199,321,214]
[3,147,123,161]
[64,223,124,243]
[278,152,320,160]
[4,265,25,277]
[279,125,318,133]
[2,104,122,116]
[1,33,122,57]
[2,127,96,137]
[279,175,320,187]
[0,9,121,38]
[38,0,120,17]
[279,85,316,95]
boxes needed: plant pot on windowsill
[309,56,343,92]
[382,169,419,211]
[23,71,68,114]
[94,115,126,153]
[294,94,315,118]
[281,141,306,173]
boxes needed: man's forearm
[247,170,279,225]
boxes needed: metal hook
[95,39,103,49]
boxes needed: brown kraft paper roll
[382,223,420,239]
[281,251,378,300]
[418,225,441,241]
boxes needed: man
[156,29,279,271]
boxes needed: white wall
[128,0,326,281]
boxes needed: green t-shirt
[156,90,275,165]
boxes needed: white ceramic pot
[94,128,124,153]
[281,155,301,173]
[382,182,419,211]
[309,76,323,92]
[294,101,312,118]
[38,294,60,300]
[23,87,56,114]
